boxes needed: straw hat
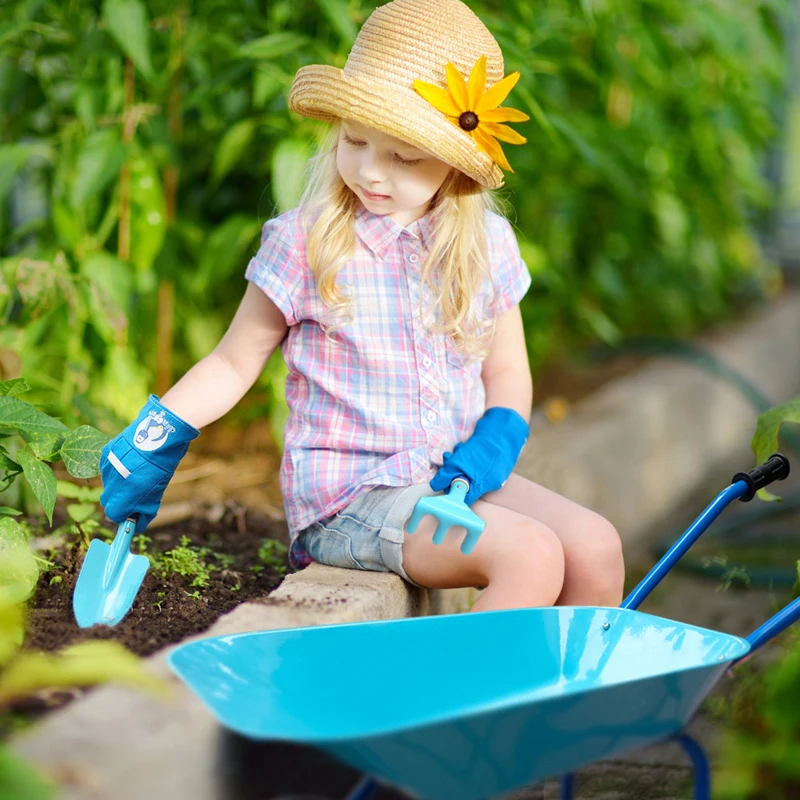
[288,0,529,190]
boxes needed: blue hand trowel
[406,478,487,554]
[73,516,150,628]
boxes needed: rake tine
[432,520,449,545]
[406,506,425,534]
[461,525,483,555]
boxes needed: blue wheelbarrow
[168,454,797,800]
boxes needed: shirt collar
[354,199,435,259]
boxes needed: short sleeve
[244,214,303,326]
[485,213,532,318]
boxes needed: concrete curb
[518,289,800,558]
[11,289,800,800]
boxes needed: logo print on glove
[134,410,177,452]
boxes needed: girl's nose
[359,150,388,183]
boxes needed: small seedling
[212,552,235,569]
[156,536,214,589]
[257,539,289,576]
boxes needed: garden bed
[25,503,289,658]
[4,498,290,734]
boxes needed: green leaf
[0,518,39,606]
[271,138,311,214]
[0,397,70,460]
[211,119,257,186]
[312,0,358,45]
[101,0,155,81]
[0,640,166,707]
[80,251,132,321]
[14,259,58,324]
[60,425,108,480]
[237,32,308,60]
[57,480,102,502]
[128,153,166,273]
[17,448,56,526]
[0,144,32,206]
[191,214,261,296]
[66,503,97,524]
[70,129,126,209]
[0,603,25,666]
[0,744,54,800]
[752,397,800,468]
[0,379,30,397]
[0,445,21,476]
[0,508,21,517]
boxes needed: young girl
[100,0,625,613]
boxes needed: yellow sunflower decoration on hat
[413,55,529,173]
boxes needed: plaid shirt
[245,200,531,567]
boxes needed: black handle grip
[732,453,791,502]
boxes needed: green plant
[712,396,800,795]
[0,541,164,798]
[1,0,790,440]
[0,378,106,523]
[257,538,288,576]
[155,535,213,589]
[715,633,800,798]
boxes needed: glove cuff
[476,406,529,459]
[131,395,200,456]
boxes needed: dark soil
[24,504,289,657]
[4,501,291,730]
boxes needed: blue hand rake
[406,477,486,554]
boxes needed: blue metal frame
[621,481,748,611]
[675,734,711,800]
[621,478,800,654]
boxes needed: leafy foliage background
[0,0,791,440]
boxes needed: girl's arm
[480,304,533,421]
[159,283,288,429]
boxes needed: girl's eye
[394,155,422,167]
[343,134,421,167]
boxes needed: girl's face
[336,119,453,227]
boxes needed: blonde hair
[295,119,510,360]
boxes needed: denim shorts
[295,483,437,588]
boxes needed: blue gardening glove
[99,395,199,532]
[429,407,529,505]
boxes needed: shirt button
[409,253,418,263]
[422,357,431,367]
[426,411,436,422]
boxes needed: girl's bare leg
[482,472,625,606]
[401,501,565,612]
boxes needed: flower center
[458,111,479,132]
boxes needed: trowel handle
[103,517,138,588]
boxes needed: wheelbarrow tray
[168,607,748,800]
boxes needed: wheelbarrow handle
[621,453,790,613]
[731,453,790,502]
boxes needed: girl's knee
[573,513,625,601]
[489,519,565,592]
